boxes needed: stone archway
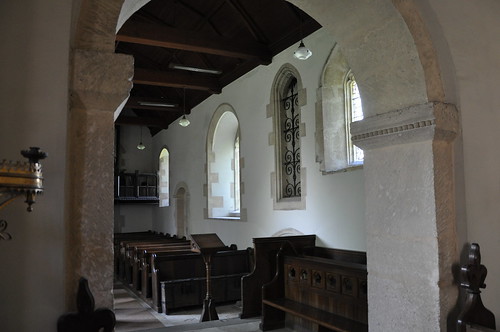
[67,0,134,310]
[70,1,459,330]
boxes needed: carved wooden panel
[283,255,368,324]
[312,269,325,289]
[326,272,340,293]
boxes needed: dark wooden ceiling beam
[192,1,226,33]
[117,21,272,64]
[115,115,171,128]
[225,0,268,43]
[268,18,321,55]
[177,0,223,35]
[133,68,222,94]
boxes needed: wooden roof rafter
[117,21,272,64]
[114,0,322,134]
[133,67,222,94]
[225,0,269,43]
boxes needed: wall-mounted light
[137,127,146,150]
[0,147,47,240]
[179,88,190,127]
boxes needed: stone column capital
[70,49,134,111]
[351,102,459,150]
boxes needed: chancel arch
[71,0,460,330]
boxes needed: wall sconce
[0,147,47,240]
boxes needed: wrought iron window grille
[280,78,301,198]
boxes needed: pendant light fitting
[179,88,190,127]
[294,40,312,60]
[137,126,146,150]
[293,14,312,60]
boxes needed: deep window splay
[346,73,364,165]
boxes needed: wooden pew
[261,244,368,332]
[151,251,204,312]
[127,240,192,285]
[131,244,193,292]
[139,249,197,298]
[113,231,157,276]
[150,249,252,313]
[115,232,174,279]
[240,235,317,318]
[119,237,188,283]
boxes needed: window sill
[208,216,241,221]
[321,164,363,175]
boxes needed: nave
[113,282,292,332]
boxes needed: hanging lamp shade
[179,88,190,127]
[178,115,190,127]
[137,127,146,150]
[294,40,312,60]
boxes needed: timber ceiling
[115,0,321,135]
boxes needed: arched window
[158,148,169,207]
[233,136,241,213]
[269,64,306,210]
[280,77,301,198]
[206,104,242,219]
[345,72,364,165]
[315,45,364,173]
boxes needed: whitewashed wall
[150,28,367,251]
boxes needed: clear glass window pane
[347,75,364,165]
[234,136,241,212]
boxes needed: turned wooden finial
[57,277,116,332]
[457,243,496,331]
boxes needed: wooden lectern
[190,233,227,322]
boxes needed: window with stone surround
[269,64,306,210]
[316,45,363,173]
[158,147,170,207]
[345,72,364,166]
[206,104,242,219]
[233,136,241,213]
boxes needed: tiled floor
[113,282,292,332]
